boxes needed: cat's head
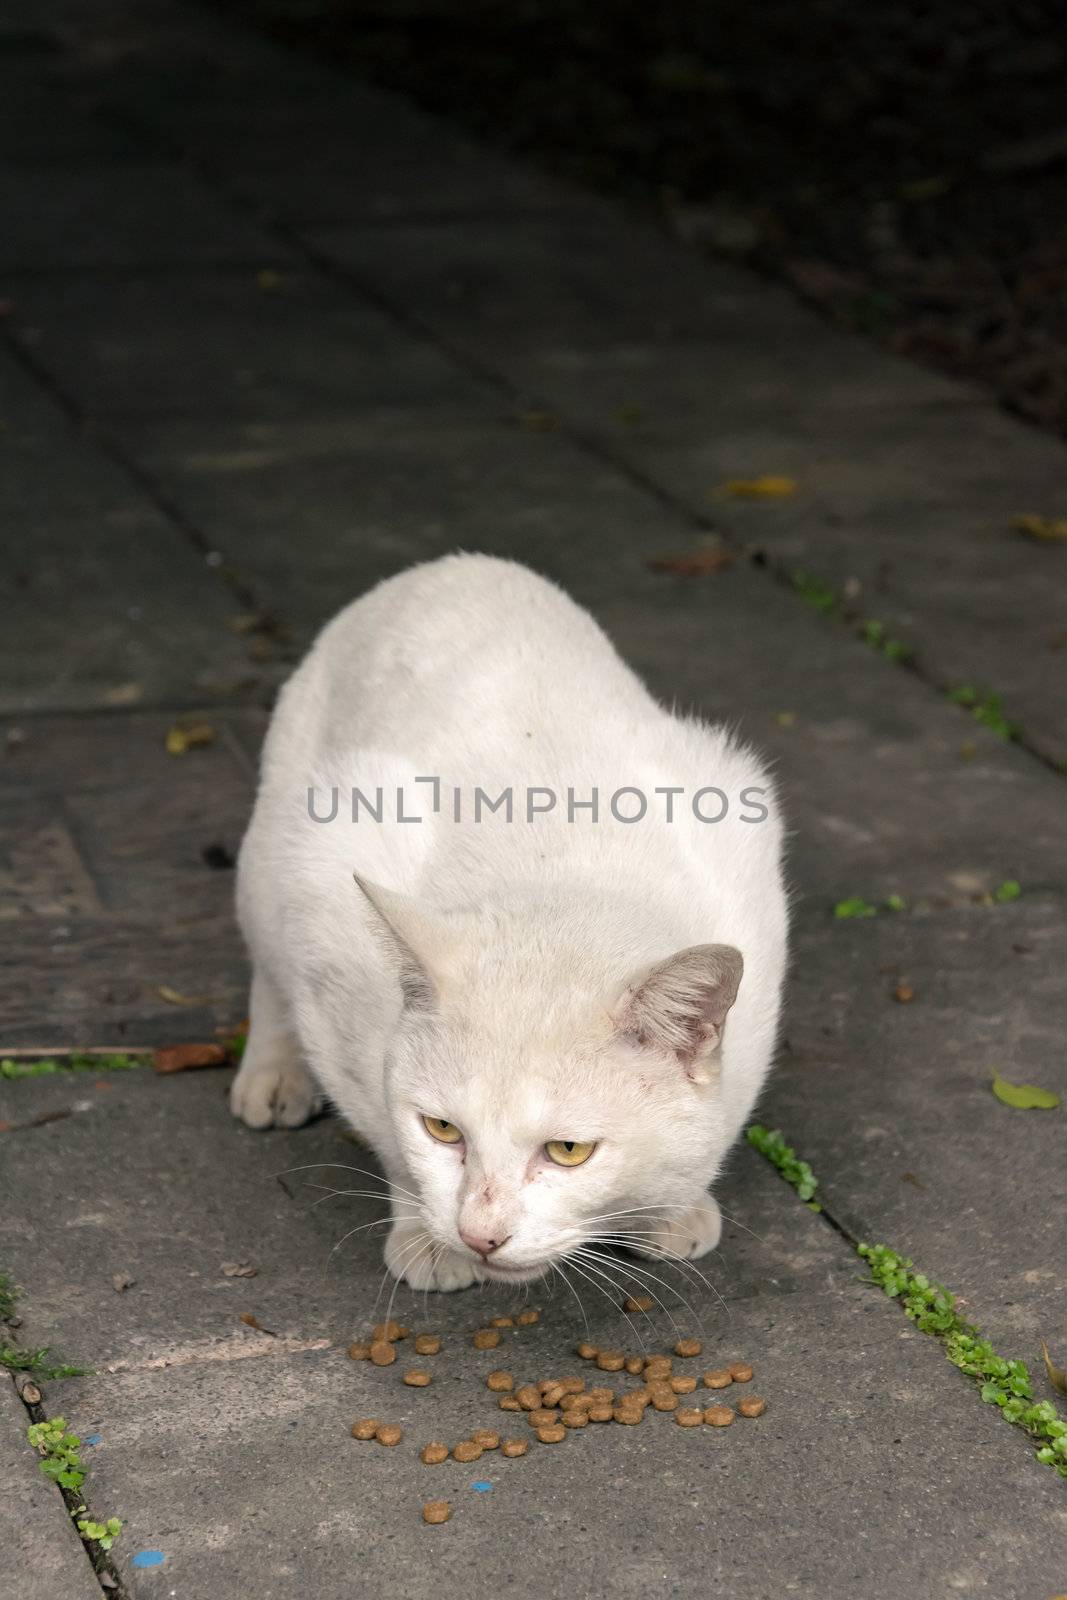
[357,877,743,1284]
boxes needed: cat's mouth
[479,1258,546,1280]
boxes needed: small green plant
[0,1346,87,1378]
[0,1052,146,1080]
[884,893,906,912]
[992,879,1021,903]
[833,896,878,919]
[746,1125,819,1204]
[949,685,1017,741]
[791,570,838,614]
[861,619,912,663]
[859,1244,1067,1478]
[27,1419,123,1550]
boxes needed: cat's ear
[353,874,442,1010]
[613,944,743,1084]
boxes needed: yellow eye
[423,1115,463,1144]
[545,1139,596,1168]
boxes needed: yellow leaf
[1041,1339,1067,1396]
[1012,514,1067,542]
[721,475,798,499]
[158,985,222,1006]
[165,723,214,756]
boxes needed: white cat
[231,555,788,1292]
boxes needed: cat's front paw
[384,1221,480,1292]
[632,1198,722,1263]
[230,1050,323,1129]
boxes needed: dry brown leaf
[1012,514,1067,542]
[646,546,733,577]
[165,723,215,756]
[719,475,797,499]
[1041,1339,1067,1396]
[153,1043,228,1074]
[158,985,221,1006]
[222,1262,257,1278]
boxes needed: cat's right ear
[352,874,441,1010]
[612,943,743,1084]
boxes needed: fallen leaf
[158,985,222,1006]
[991,1074,1060,1110]
[112,1274,135,1293]
[153,1043,228,1074]
[165,723,215,756]
[1041,1339,1067,1396]
[221,1262,257,1278]
[1012,513,1067,542]
[239,1311,276,1335]
[893,983,915,1003]
[720,476,797,499]
[646,545,733,577]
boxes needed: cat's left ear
[613,944,743,1084]
[353,874,445,1010]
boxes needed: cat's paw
[229,1050,323,1129]
[632,1198,722,1263]
[384,1222,479,1292]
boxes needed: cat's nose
[459,1229,510,1259]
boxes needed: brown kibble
[562,1409,588,1428]
[703,1369,732,1389]
[625,1356,644,1375]
[560,1393,588,1412]
[536,1424,566,1443]
[347,1341,370,1361]
[644,1356,672,1379]
[623,1295,653,1313]
[704,1405,734,1427]
[541,1382,565,1407]
[414,1334,441,1356]
[501,1438,528,1457]
[596,1350,625,1371]
[421,1442,449,1464]
[470,1429,500,1450]
[422,1500,451,1525]
[558,1376,585,1395]
[670,1375,698,1394]
[515,1384,541,1410]
[675,1407,704,1427]
[527,1408,560,1429]
[738,1396,766,1418]
[490,1315,514,1328]
[404,1369,432,1387]
[588,1403,613,1422]
[486,1370,514,1392]
[729,1362,754,1383]
[498,1395,521,1412]
[516,1310,540,1326]
[350,1418,379,1440]
[473,1328,500,1350]
[650,1389,679,1412]
[576,1341,598,1360]
[674,1338,702,1358]
[894,983,915,1004]
[612,1405,643,1425]
[452,1441,483,1463]
[376,1424,403,1446]
[370,1340,397,1366]
[373,1320,406,1342]
[588,1387,614,1405]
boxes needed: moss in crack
[27,1418,123,1551]
[746,1125,1067,1479]
[949,684,1018,741]
[0,1051,148,1080]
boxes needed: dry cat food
[623,1295,653,1313]
[587,1387,614,1405]
[674,1339,702,1358]
[612,1404,642,1425]
[414,1334,442,1356]
[703,1369,732,1389]
[596,1350,626,1372]
[675,1407,703,1427]
[376,1424,403,1446]
[527,1408,560,1429]
[422,1500,451,1525]
[470,1429,500,1450]
[515,1310,540,1326]
[404,1369,432,1387]
[588,1403,613,1422]
[536,1423,566,1443]
[370,1340,397,1367]
[738,1396,766,1418]
[420,1442,449,1464]
[490,1316,514,1328]
[540,1382,566,1407]
[576,1341,598,1360]
[515,1384,542,1410]
[625,1356,644,1375]
[350,1418,380,1440]
[704,1406,734,1428]
[562,1410,588,1428]
[670,1375,697,1394]
[473,1328,501,1350]
[373,1321,408,1342]
[729,1363,754,1383]
[347,1341,371,1361]
[486,1370,514,1392]
[644,1356,672,1379]
[500,1438,528,1457]
[650,1388,679,1412]
[498,1395,521,1412]
[452,1441,483,1463]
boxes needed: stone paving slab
[0,352,255,714]
[766,899,1067,1354]
[305,215,1067,769]
[0,1383,101,1600]
[0,712,255,1044]
[6,269,494,421]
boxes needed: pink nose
[459,1229,510,1259]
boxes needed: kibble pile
[348,1306,768,1527]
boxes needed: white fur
[232,555,788,1291]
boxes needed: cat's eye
[545,1139,597,1167]
[422,1115,463,1145]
